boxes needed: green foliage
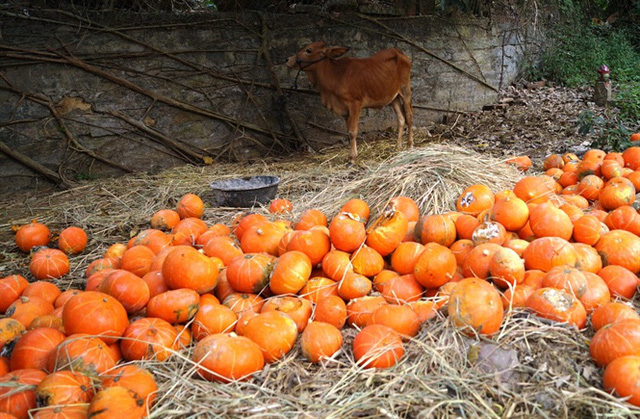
[577,110,633,151]
[615,81,640,123]
[540,25,640,88]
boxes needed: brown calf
[287,41,413,165]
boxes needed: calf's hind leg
[345,104,363,165]
[391,97,406,150]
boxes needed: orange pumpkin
[353,324,404,369]
[300,321,344,363]
[176,193,204,219]
[490,195,529,231]
[268,198,293,213]
[350,245,385,278]
[340,198,370,223]
[101,364,158,408]
[243,311,298,363]
[365,208,408,256]
[595,230,640,274]
[57,226,88,255]
[295,209,328,231]
[525,287,586,329]
[456,184,495,216]
[591,302,640,331]
[226,253,276,294]
[413,243,457,288]
[0,369,47,419]
[321,250,354,281]
[522,237,577,272]
[146,288,200,324]
[370,304,421,339]
[269,250,312,295]
[162,246,219,294]
[29,248,70,280]
[9,327,66,372]
[121,317,177,362]
[388,196,420,222]
[61,291,129,345]
[192,294,238,340]
[448,277,504,335]
[261,296,312,332]
[193,333,265,382]
[414,214,457,247]
[0,274,29,314]
[15,221,51,252]
[328,213,366,253]
[488,246,525,289]
[590,319,640,367]
[49,334,115,376]
[35,370,94,407]
[603,355,640,407]
[88,387,146,419]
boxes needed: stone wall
[0,11,537,196]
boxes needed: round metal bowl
[209,175,280,208]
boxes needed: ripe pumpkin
[30,248,70,280]
[0,369,47,419]
[223,293,265,315]
[313,295,347,329]
[328,213,366,253]
[176,193,204,219]
[9,327,66,372]
[62,291,128,345]
[340,198,370,223]
[528,202,573,241]
[350,245,385,278]
[513,176,555,204]
[150,208,181,231]
[162,246,219,293]
[286,229,331,266]
[488,246,525,289]
[595,229,640,274]
[448,277,504,336]
[15,221,51,252]
[193,333,265,383]
[353,324,404,369]
[202,235,243,266]
[366,208,408,256]
[88,386,146,419]
[120,245,156,277]
[141,270,169,299]
[243,311,298,363]
[6,296,54,329]
[337,272,372,301]
[522,237,577,272]
[578,272,611,314]
[370,304,421,340]
[414,214,457,247]
[268,198,293,213]
[525,287,586,329]
[22,281,61,306]
[300,321,343,363]
[295,209,328,231]
[455,214,481,240]
[490,195,529,231]
[261,296,313,332]
[501,284,536,310]
[99,269,150,314]
[49,334,115,376]
[241,221,290,256]
[0,274,29,313]
[603,355,640,407]
[321,250,354,281]
[599,178,636,210]
[192,294,238,340]
[146,288,200,324]
[57,226,88,255]
[346,295,388,328]
[591,302,640,331]
[226,253,276,294]
[388,196,420,222]
[121,317,177,362]
[590,319,640,367]
[462,243,502,279]
[471,220,508,246]
[572,215,602,245]
[0,318,26,351]
[101,364,158,408]
[456,184,495,216]
[413,243,457,288]
[596,265,640,299]
[374,272,424,304]
[541,265,588,298]
[269,250,312,295]
[35,370,94,407]
[572,243,602,274]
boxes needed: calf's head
[286,41,350,69]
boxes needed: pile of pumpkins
[2,142,640,417]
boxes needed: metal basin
[209,175,280,208]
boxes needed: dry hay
[1,142,639,418]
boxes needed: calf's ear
[326,46,350,59]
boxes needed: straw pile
[1,140,639,417]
